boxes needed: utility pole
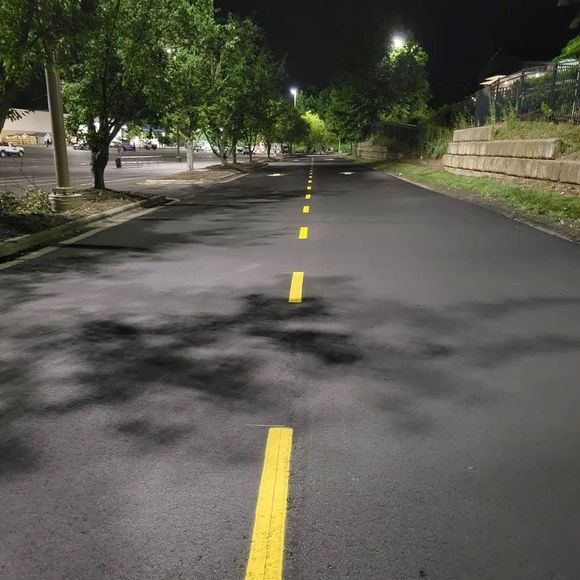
[44,49,72,192]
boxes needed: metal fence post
[549,63,558,115]
[516,70,525,116]
[572,67,580,122]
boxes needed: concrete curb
[0,194,167,260]
[377,168,579,245]
[145,163,267,187]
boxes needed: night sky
[214,0,577,105]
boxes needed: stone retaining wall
[354,141,390,161]
[443,126,580,185]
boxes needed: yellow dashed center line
[298,226,308,240]
[306,186,312,191]
[305,194,311,200]
[245,427,293,580]
[302,205,310,214]
[288,272,304,303]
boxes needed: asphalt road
[1,156,579,579]
[0,146,218,195]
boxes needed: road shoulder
[368,159,580,244]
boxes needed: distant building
[1,109,53,145]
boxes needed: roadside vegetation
[0,187,145,241]
[493,118,580,155]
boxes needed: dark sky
[214,0,576,105]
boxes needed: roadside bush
[419,124,453,159]
[370,133,392,148]
[0,188,52,215]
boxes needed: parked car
[0,142,24,157]
[142,139,158,150]
[120,140,136,152]
[111,140,136,151]
[73,141,89,150]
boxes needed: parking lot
[0,146,219,195]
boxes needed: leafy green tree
[301,111,332,153]
[323,83,377,143]
[296,88,325,116]
[316,39,430,145]
[237,52,285,162]
[190,16,259,165]
[163,0,214,170]
[63,0,190,188]
[376,40,430,123]
[263,101,306,155]
[0,0,89,135]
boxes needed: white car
[0,142,24,157]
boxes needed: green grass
[375,161,580,230]
[493,120,580,155]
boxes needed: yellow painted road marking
[288,272,304,303]
[308,179,312,184]
[245,427,293,580]
[302,205,310,214]
[298,226,308,239]
[306,186,312,191]
[305,194,311,200]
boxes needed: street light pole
[44,49,71,192]
[290,87,298,108]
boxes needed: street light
[290,87,298,108]
[391,34,405,50]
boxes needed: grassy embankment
[370,120,580,240]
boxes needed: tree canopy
[3,3,435,188]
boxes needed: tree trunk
[186,137,195,171]
[266,142,271,159]
[218,140,228,166]
[0,83,18,136]
[248,147,253,163]
[92,145,110,189]
[232,137,237,164]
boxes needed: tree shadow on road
[2,265,580,476]
[0,288,361,478]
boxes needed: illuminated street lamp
[290,87,298,108]
[391,34,405,50]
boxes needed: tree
[63,0,188,188]
[190,16,260,166]
[238,51,285,162]
[376,40,430,124]
[301,111,331,153]
[163,0,214,170]
[261,101,307,157]
[0,0,88,135]
[323,83,377,143]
